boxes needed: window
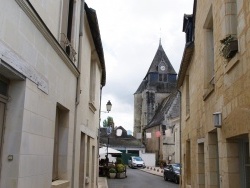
[203,6,214,98]
[0,76,8,177]
[0,78,8,96]
[52,104,69,181]
[149,73,158,82]
[79,133,86,187]
[186,140,191,185]
[159,74,163,81]
[240,139,250,188]
[208,132,219,187]
[59,0,76,62]
[89,60,96,104]
[243,141,249,188]
[186,75,190,116]
[224,0,237,37]
[198,143,205,187]
[167,74,176,83]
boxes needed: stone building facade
[178,0,250,187]
[0,1,105,188]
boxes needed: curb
[140,166,164,177]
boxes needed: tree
[103,116,114,127]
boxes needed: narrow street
[107,168,179,188]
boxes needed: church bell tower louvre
[133,41,177,138]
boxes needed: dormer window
[183,14,194,43]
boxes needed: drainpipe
[177,89,182,187]
[72,1,84,187]
[97,85,103,185]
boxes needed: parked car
[163,163,181,184]
[128,156,145,168]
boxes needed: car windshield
[172,164,181,172]
[133,157,143,161]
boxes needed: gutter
[177,89,182,185]
[97,85,103,185]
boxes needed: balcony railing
[60,33,77,62]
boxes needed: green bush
[116,164,125,173]
[109,168,116,173]
[116,157,123,164]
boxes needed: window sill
[89,102,97,113]
[203,84,214,101]
[51,180,70,188]
[224,53,239,74]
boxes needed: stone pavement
[98,166,164,188]
[98,177,108,188]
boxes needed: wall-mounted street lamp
[106,100,112,113]
[101,100,112,113]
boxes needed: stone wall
[179,0,250,187]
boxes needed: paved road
[107,168,179,188]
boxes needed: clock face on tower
[160,65,165,71]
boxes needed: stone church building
[133,41,180,163]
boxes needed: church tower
[133,41,177,137]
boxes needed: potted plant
[116,164,126,178]
[109,168,116,178]
[220,35,238,59]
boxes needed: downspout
[159,124,160,163]
[177,89,182,187]
[72,1,84,187]
[97,85,103,186]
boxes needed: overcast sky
[86,0,194,132]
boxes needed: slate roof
[144,91,180,129]
[100,126,144,148]
[146,42,176,75]
[177,1,197,87]
[134,42,177,94]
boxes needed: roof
[85,3,106,86]
[134,42,177,94]
[177,42,194,87]
[144,91,180,129]
[146,42,176,75]
[177,0,197,87]
[100,126,144,148]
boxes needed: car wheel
[164,174,168,181]
[174,176,179,184]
